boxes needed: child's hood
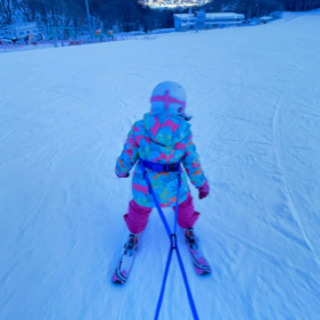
[143,112,190,147]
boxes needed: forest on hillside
[1,0,319,32]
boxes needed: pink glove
[116,172,130,178]
[198,180,209,199]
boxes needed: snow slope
[1,10,320,320]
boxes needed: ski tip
[112,279,126,285]
[112,272,127,285]
[195,266,212,276]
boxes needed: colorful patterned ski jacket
[116,111,207,207]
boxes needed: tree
[282,0,320,11]
[0,0,19,25]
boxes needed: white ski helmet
[150,81,187,116]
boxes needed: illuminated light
[138,0,213,9]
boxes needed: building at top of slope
[174,11,245,31]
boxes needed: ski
[112,234,138,285]
[184,228,212,275]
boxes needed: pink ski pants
[124,193,200,234]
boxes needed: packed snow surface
[1,11,320,320]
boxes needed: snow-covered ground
[1,10,320,320]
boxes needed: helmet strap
[151,91,186,112]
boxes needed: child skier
[113,81,210,284]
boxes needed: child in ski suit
[115,81,209,238]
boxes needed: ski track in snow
[1,11,320,320]
[272,62,320,267]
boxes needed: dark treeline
[204,0,320,18]
[1,0,319,31]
